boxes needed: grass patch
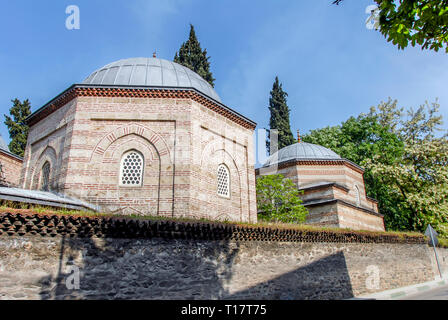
[255,219,422,238]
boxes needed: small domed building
[256,137,385,231]
[19,57,258,222]
[15,56,384,231]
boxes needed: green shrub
[256,174,308,224]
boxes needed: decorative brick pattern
[21,90,257,223]
[256,159,384,231]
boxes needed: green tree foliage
[174,24,215,87]
[303,99,448,236]
[334,0,448,53]
[266,77,296,154]
[4,98,31,157]
[256,174,308,223]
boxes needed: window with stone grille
[120,150,144,186]
[41,162,50,191]
[217,164,230,198]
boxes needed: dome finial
[297,129,301,143]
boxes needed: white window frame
[217,164,230,198]
[119,150,144,187]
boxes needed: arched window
[217,164,230,198]
[120,150,144,186]
[355,185,361,206]
[41,162,51,191]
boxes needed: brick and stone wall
[0,151,23,187]
[62,96,181,217]
[21,90,256,223]
[337,201,385,231]
[0,212,444,300]
[190,101,256,223]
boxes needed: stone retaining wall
[0,212,424,243]
[0,212,444,300]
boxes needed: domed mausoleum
[20,57,257,222]
[256,135,385,231]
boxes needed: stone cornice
[26,85,257,130]
[256,158,365,175]
[299,182,350,193]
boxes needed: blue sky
[1,0,447,150]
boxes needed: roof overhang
[299,181,350,193]
[0,187,99,211]
[0,149,24,162]
[26,84,257,130]
[303,198,384,218]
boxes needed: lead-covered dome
[263,142,341,167]
[82,57,221,103]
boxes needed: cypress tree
[174,24,215,87]
[4,98,31,157]
[266,77,295,154]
